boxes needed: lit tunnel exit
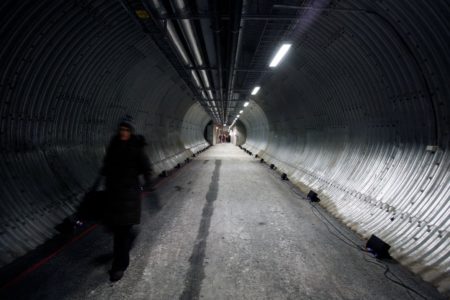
[203,120,247,146]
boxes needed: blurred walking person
[100,116,152,282]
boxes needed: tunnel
[0,0,449,299]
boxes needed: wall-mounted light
[269,43,292,67]
[251,86,260,95]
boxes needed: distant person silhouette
[100,116,153,281]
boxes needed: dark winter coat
[101,134,152,226]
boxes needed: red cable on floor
[0,156,197,291]
[0,224,98,290]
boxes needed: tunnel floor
[0,144,444,300]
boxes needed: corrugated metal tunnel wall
[242,0,449,294]
[0,0,209,268]
[0,0,449,296]
[232,120,247,146]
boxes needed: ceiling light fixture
[251,86,260,95]
[244,102,249,107]
[269,43,292,67]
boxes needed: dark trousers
[112,225,135,271]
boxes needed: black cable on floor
[309,202,366,250]
[308,200,428,300]
[308,199,428,300]
[267,167,429,300]
[361,254,427,300]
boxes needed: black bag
[77,190,107,222]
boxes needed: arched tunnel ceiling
[0,0,209,269]
[0,0,449,295]
[239,0,449,294]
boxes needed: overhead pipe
[228,28,244,123]
[200,70,210,88]
[227,2,246,125]
[225,0,244,124]
[190,70,202,88]
[172,0,214,97]
[207,89,214,100]
[147,0,191,66]
[209,0,225,123]
[173,0,203,65]
[148,0,214,114]
[165,22,191,65]
[147,0,205,106]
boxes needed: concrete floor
[0,144,445,300]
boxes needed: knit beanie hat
[118,115,135,133]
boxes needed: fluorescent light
[251,86,260,95]
[244,102,249,107]
[269,43,292,67]
[239,110,243,114]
